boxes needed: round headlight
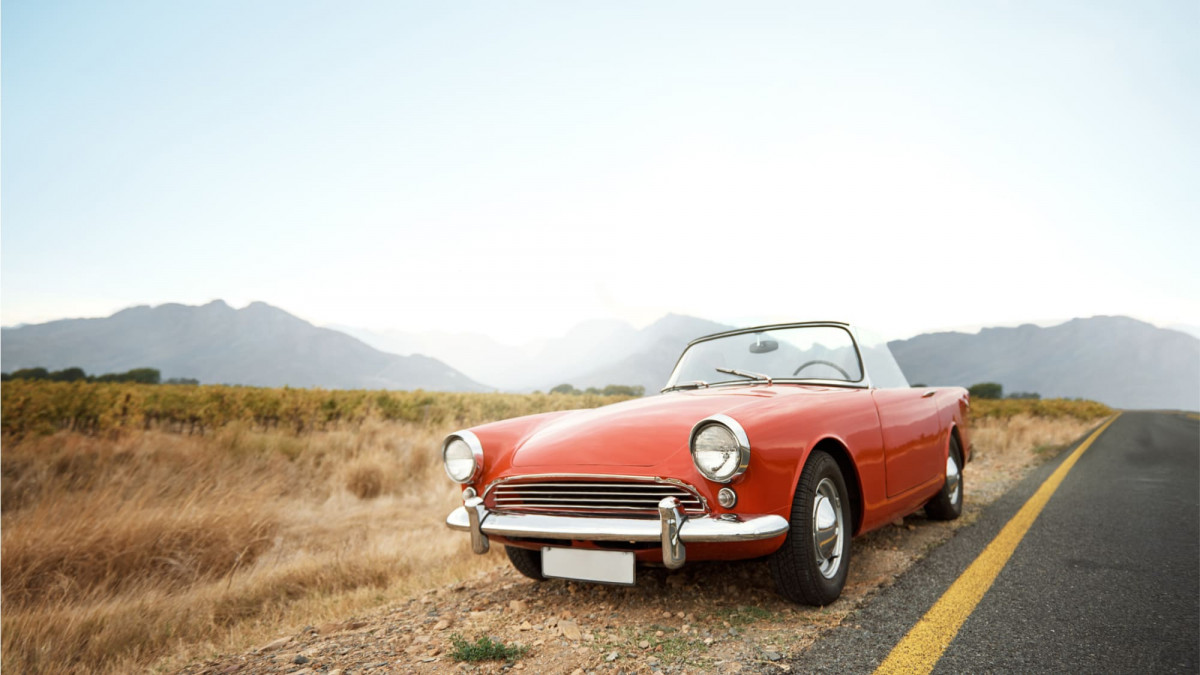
[442,431,483,484]
[690,415,750,483]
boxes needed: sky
[3,1,1197,344]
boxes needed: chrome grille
[489,478,706,518]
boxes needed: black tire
[925,435,964,521]
[505,546,545,581]
[769,450,852,606]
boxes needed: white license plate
[541,547,636,586]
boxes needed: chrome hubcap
[811,477,844,579]
[946,454,961,506]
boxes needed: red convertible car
[445,322,969,605]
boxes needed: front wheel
[769,450,852,606]
[924,435,963,521]
[505,546,545,581]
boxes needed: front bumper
[445,496,789,570]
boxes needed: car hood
[510,386,834,468]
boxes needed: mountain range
[339,314,731,394]
[3,302,1197,410]
[0,300,487,391]
[887,316,1199,410]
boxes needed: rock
[509,600,527,613]
[317,623,340,634]
[763,650,782,661]
[258,636,291,652]
[606,651,620,662]
[560,620,583,641]
[518,621,533,631]
[676,612,685,619]
[345,621,367,630]
[328,671,343,675]
[655,630,665,638]
[434,619,451,631]
[571,669,585,675]
[662,611,672,619]
[292,654,309,665]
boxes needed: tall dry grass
[0,393,1113,673]
[1,420,505,673]
[966,413,1108,504]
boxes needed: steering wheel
[792,360,852,380]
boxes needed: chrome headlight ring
[442,430,484,484]
[689,414,750,483]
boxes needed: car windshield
[665,325,864,390]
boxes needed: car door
[871,388,943,497]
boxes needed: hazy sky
[3,1,1197,343]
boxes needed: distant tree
[96,368,162,384]
[49,367,88,382]
[602,384,646,397]
[550,383,578,395]
[165,377,200,385]
[584,387,601,395]
[11,367,50,381]
[1007,391,1041,400]
[125,368,160,384]
[968,382,1003,400]
[910,383,927,388]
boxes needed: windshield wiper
[715,367,773,385]
[661,380,709,393]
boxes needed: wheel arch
[948,424,965,465]
[805,437,865,536]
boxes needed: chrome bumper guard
[446,496,789,570]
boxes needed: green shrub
[448,634,528,662]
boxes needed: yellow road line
[874,414,1121,675]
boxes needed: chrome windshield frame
[663,321,873,391]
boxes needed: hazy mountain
[889,316,1199,410]
[336,314,729,393]
[337,319,639,391]
[0,300,489,391]
[552,314,734,393]
[334,325,542,387]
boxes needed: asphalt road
[794,411,1199,674]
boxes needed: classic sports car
[444,322,969,605]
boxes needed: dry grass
[967,413,1106,504]
[0,397,1112,674]
[1,420,490,674]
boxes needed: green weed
[448,634,528,662]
